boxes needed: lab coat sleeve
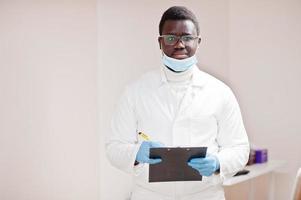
[105,87,141,174]
[215,88,250,181]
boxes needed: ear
[198,37,202,44]
[158,37,162,49]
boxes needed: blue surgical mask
[162,53,197,72]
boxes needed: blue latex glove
[135,141,163,164]
[188,155,220,176]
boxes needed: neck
[163,65,195,82]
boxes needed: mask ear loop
[160,42,166,57]
[196,37,201,52]
[158,35,163,49]
[160,42,165,57]
[197,37,201,48]
[161,49,165,57]
[158,37,165,57]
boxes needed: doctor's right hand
[135,141,163,164]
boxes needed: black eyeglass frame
[159,34,201,46]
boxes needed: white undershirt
[163,65,194,110]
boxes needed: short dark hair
[159,6,200,36]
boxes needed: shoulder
[195,68,232,94]
[124,68,162,96]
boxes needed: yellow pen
[138,132,150,141]
[134,132,151,166]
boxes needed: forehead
[162,20,197,35]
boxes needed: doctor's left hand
[188,155,220,176]
[135,141,164,164]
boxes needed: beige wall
[1,1,300,200]
[0,1,99,200]
[228,0,301,199]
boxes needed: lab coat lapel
[156,84,177,121]
[176,84,194,119]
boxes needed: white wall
[0,1,99,200]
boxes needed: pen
[138,132,150,141]
[134,132,151,166]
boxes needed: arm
[105,87,140,174]
[215,87,250,180]
[105,87,162,174]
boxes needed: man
[106,6,249,200]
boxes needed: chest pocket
[189,115,218,146]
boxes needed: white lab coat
[106,66,249,200]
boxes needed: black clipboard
[149,147,207,182]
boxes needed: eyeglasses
[159,34,200,46]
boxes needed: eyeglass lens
[162,35,197,45]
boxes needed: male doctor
[106,6,249,200]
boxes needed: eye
[166,35,176,41]
[182,36,194,41]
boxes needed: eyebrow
[164,32,193,36]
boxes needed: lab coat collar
[160,64,207,88]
